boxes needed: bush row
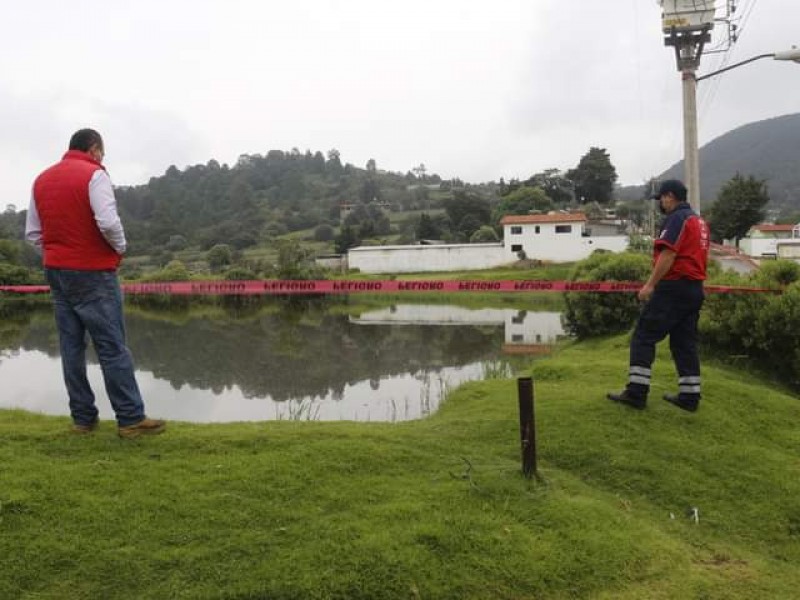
[564,251,800,386]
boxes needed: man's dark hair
[68,129,103,152]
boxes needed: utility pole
[660,1,715,214]
[659,2,799,216]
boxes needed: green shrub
[313,224,335,242]
[562,252,651,339]
[627,234,653,254]
[701,260,800,385]
[753,259,800,287]
[224,267,257,281]
[0,263,33,285]
[165,235,188,252]
[751,282,800,375]
[698,269,753,351]
[142,260,191,282]
[207,244,233,272]
[0,239,20,264]
[470,226,499,243]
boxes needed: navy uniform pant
[626,280,705,402]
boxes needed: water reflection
[0,300,564,423]
[351,306,565,354]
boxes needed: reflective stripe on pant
[626,280,704,400]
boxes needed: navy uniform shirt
[654,202,710,280]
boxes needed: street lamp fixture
[682,45,800,214]
[775,46,800,62]
[697,46,800,82]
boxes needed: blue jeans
[46,269,146,427]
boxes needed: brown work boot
[118,418,166,439]
[72,419,99,434]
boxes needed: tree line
[0,141,788,285]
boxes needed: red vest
[33,150,121,270]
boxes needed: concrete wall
[740,237,779,257]
[347,236,628,273]
[350,305,508,326]
[314,255,345,271]
[777,241,800,260]
[348,243,508,274]
[347,226,629,274]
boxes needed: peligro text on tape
[0,280,781,296]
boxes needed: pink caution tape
[0,280,781,296]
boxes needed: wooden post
[517,377,536,478]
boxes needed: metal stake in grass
[517,377,537,479]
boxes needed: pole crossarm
[663,26,712,71]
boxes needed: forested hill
[114,150,458,255]
[619,113,800,209]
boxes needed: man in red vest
[25,129,165,438]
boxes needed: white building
[347,212,628,274]
[499,213,628,263]
[739,223,800,259]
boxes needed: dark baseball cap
[651,179,687,202]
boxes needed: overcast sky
[2,0,797,211]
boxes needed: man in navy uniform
[608,179,710,412]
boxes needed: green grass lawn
[2,337,799,599]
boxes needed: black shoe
[607,390,646,410]
[663,393,699,413]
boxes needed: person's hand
[638,283,654,303]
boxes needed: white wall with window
[501,213,628,262]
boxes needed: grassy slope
[1,337,799,599]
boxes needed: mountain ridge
[619,112,800,210]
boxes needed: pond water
[0,299,565,422]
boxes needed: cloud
[0,85,206,209]
[2,0,798,210]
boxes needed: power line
[698,0,759,125]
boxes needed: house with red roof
[739,223,800,259]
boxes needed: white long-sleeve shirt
[25,169,127,255]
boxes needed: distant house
[739,223,800,259]
[499,213,628,263]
